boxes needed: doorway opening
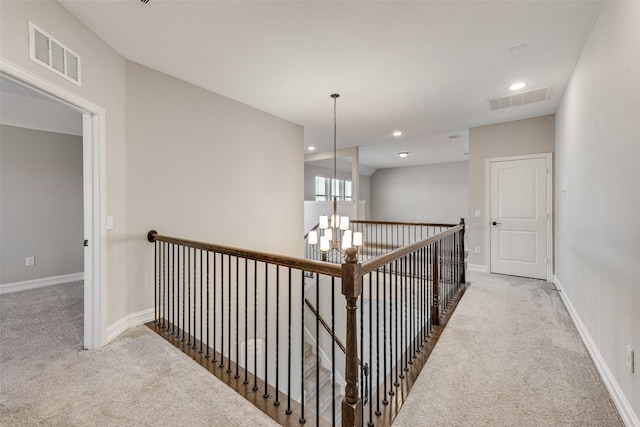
[1,59,106,349]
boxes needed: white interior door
[490,155,550,280]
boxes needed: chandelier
[308,94,363,258]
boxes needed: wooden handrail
[360,224,463,275]
[304,298,347,355]
[304,220,456,239]
[351,220,457,228]
[147,230,342,277]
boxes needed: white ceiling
[54,1,601,171]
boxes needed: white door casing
[489,153,552,280]
[1,58,107,349]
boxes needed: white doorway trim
[485,152,553,281]
[1,58,107,349]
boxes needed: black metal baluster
[375,267,381,416]
[286,268,292,415]
[404,256,409,372]
[176,244,180,336]
[315,272,320,425]
[264,263,269,398]
[253,260,259,391]
[409,254,414,363]
[187,247,192,345]
[236,257,240,378]
[172,243,176,335]
[419,248,425,345]
[300,270,306,424]
[192,248,197,349]
[182,246,186,342]
[213,252,218,361]
[154,240,158,325]
[219,254,225,365]
[382,263,389,404]
[368,272,373,426]
[360,276,366,423]
[274,266,280,405]
[206,251,210,358]
[199,249,203,353]
[394,258,399,388]
[162,242,166,330]
[331,275,336,426]
[399,256,405,379]
[227,255,232,373]
[166,242,171,331]
[244,258,249,384]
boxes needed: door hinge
[546,258,550,265]
[83,239,89,247]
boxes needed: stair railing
[147,218,466,427]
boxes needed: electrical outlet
[25,256,35,266]
[475,246,481,254]
[627,346,635,373]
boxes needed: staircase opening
[146,219,467,426]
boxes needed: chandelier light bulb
[341,235,352,250]
[353,232,363,247]
[324,228,333,241]
[340,216,349,230]
[319,216,329,229]
[308,230,318,245]
[320,236,330,252]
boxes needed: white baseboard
[467,264,487,273]
[106,308,155,344]
[554,275,639,427]
[0,272,84,295]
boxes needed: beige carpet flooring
[1,273,625,426]
[392,271,624,427]
[0,282,278,427]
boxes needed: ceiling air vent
[28,22,81,86]
[488,87,550,111]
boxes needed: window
[315,176,352,201]
[315,176,328,201]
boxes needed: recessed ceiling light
[398,152,409,158]
[308,146,315,151]
[393,131,402,137]
[509,82,527,91]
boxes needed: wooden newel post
[341,247,363,427]
[431,241,440,326]
[459,218,466,284]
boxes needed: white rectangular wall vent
[28,22,81,86]
[488,87,550,111]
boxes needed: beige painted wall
[371,161,468,224]
[125,61,304,316]
[555,1,639,421]
[467,115,555,269]
[0,125,83,284]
